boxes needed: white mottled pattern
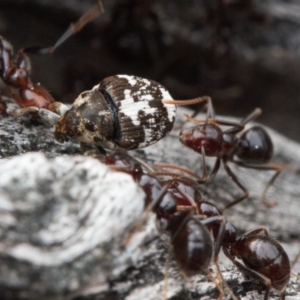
[118,75,137,86]
[74,90,92,107]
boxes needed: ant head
[167,210,213,276]
[179,123,223,156]
[236,126,273,163]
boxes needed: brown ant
[158,172,291,300]
[95,150,228,297]
[222,223,290,300]
[0,36,55,114]
[179,97,282,210]
[95,150,292,299]
[154,156,293,297]
[0,1,104,114]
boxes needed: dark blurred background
[1,0,300,141]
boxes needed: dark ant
[222,223,290,300]
[96,150,228,297]
[0,1,104,114]
[0,36,55,114]
[179,97,282,210]
[154,156,292,298]
[91,150,292,299]
[158,172,291,300]
[6,1,211,154]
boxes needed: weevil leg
[47,102,69,116]
[11,106,39,117]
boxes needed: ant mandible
[179,97,282,210]
[0,1,104,114]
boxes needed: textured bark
[1,0,300,299]
[0,100,300,299]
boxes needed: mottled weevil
[13,74,211,153]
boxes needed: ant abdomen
[236,126,273,163]
[237,234,290,291]
[167,210,213,277]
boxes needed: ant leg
[213,262,239,300]
[201,216,234,299]
[198,147,220,183]
[196,215,228,300]
[233,161,282,207]
[291,249,300,269]
[121,183,172,247]
[240,107,262,126]
[154,163,200,180]
[280,288,286,300]
[200,146,208,179]
[241,226,269,238]
[228,257,272,300]
[204,268,225,300]
[154,156,220,184]
[199,215,226,261]
[51,0,105,52]
[222,107,262,135]
[197,107,262,134]
[162,248,173,300]
[204,156,221,182]
[222,160,249,211]
[23,1,105,55]
[184,97,215,123]
[163,95,213,108]
[0,94,7,114]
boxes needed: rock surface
[0,100,300,299]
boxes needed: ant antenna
[23,1,105,55]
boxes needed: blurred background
[1,0,300,141]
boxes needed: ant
[0,36,55,114]
[5,3,210,153]
[0,1,104,115]
[179,97,282,210]
[222,223,291,300]
[153,158,291,299]
[86,150,293,299]
[95,150,228,297]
